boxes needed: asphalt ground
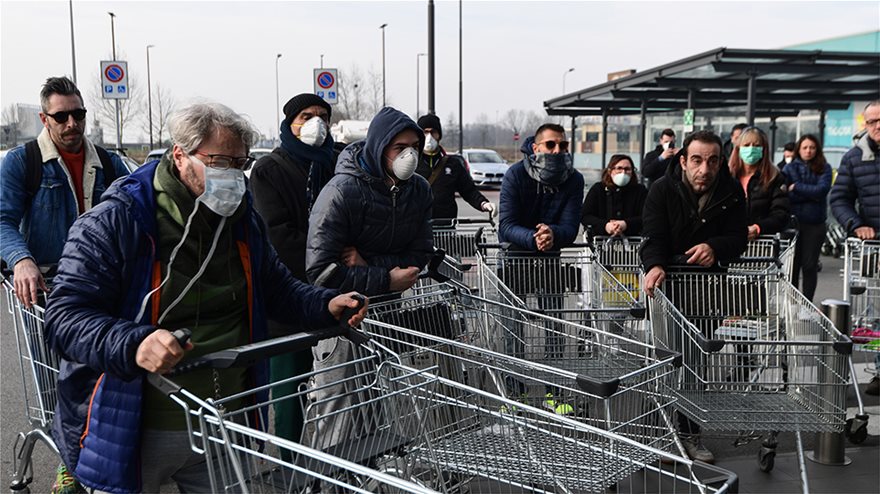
[0,186,876,493]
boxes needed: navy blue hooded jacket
[44,161,336,493]
[783,158,832,225]
[499,139,584,251]
[830,133,880,232]
[306,107,433,295]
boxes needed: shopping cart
[475,243,648,342]
[148,325,442,493]
[429,217,497,290]
[3,266,61,493]
[843,238,880,339]
[353,317,738,493]
[727,233,797,281]
[363,284,683,456]
[585,234,646,302]
[649,267,868,491]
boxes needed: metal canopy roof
[544,47,880,117]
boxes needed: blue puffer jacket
[44,161,337,493]
[830,133,880,232]
[498,158,584,251]
[782,158,832,225]
[306,107,433,295]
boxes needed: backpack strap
[93,146,116,188]
[24,140,43,199]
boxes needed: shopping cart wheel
[757,447,776,472]
[845,416,869,444]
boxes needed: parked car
[244,147,274,178]
[461,148,507,188]
[143,148,167,165]
[106,148,140,173]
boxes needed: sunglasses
[538,140,569,152]
[45,108,87,123]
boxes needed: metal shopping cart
[429,217,497,291]
[843,238,880,338]
[585,234,646,303]
[147,326,442,493]
[356,308,738,493]
[3,267,61,493]
[727,233,798,281]
[475,243,648,342]
[650,267,869,492]
[362,284,683,456]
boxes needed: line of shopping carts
[3,219,870,493]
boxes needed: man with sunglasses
[42,102,367,494]
[499,123,584,254]
[0,76,129,310]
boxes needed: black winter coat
[415,147,487,219]
[581,181,648,236]
[640,154,748,271]
[641,145,671,185]
[306,142,433,296]
[830,134,880,232]
[250,148,331,282]
[740,170,790,235]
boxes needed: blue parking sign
[118,85,127,93]
[317,91,325,98]
[329,91,336,99]
[104,85,113,93]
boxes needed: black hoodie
[640,150,748,271]
[305,107,433,295]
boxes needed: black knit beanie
[283,93,332,123]
[417,114,442,139]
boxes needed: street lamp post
[416,53,426,118]
[562,67,575,94]
[275,53,282,140]
[108,12,121,149]
[69,0,77,84]
[320,54,324,69]
[146,44,154,149]
[379,23,387,107]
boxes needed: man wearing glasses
[0,76,129,309]
[43,102,366,494]
[499,123,583,254]
[830,100,880,396]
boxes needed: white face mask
[299,116,327,147]
[423,134,439,153]
[784,156,793,164]
[389,147,419,181]
[612,172,631,187]
[197,157,246,217]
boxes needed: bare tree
[366,66,384,116]
[1,104,20,147]
[140,83,175,147]
[337,64,367,120]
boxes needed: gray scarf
[526,152,574,187]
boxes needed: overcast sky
[2,0,878,140]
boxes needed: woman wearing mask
[783,134,832,302]
[727,127,790,241]
[581,154,648,237]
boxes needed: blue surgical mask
[739,146,764,165]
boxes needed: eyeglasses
[45,108,87,123]
[611,166,633,173]
[866,118,880,127]
[538,140,570,152]
[194,152,256,170]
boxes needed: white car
[245,147,274,178]
[462,148,507,188]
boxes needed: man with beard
[0,76,129,310]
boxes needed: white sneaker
[683,435,715,464]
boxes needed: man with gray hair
[43,102,367,493]
[0,76,129,309]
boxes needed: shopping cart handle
[418,249,450,283]
[0,260,58,279]
[694,333,725,353]
[654,347,683,368]
[575,375,620,398]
